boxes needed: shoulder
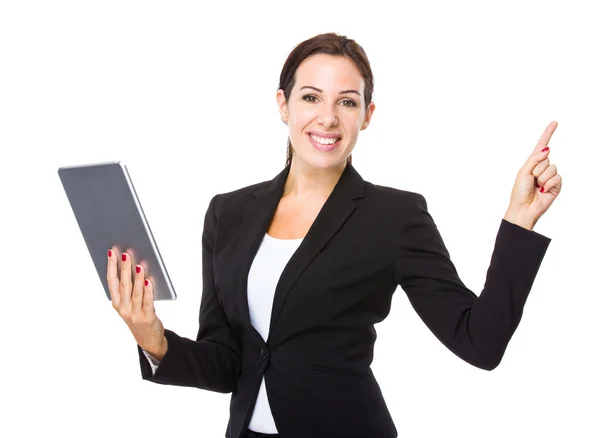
[209,179,270,214]
[363,180,427,211]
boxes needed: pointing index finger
[535,121,558,152]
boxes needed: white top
[143,232,303,434]
[246,232,302,433]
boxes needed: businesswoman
[107,33,562,438]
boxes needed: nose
[317,105,339,127]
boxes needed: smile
[308,134,341,152]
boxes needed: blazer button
[260,348,268,360]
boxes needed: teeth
[310,134,339,145]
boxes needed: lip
[307,133,341,152]
[308,131,341,139]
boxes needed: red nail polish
[536,184,540,188]
[122,253,127,262]
[145,279,149,287]
[540,187,545,193]
[136,265,141,274]
[108,250,112,258]
[542,147,549,152]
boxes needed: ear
[276,89,289,124]
[360,101,376,131]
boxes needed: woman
[107,33,561,438]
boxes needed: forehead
[294,54,365,93]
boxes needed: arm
[394,194,551,370]
[136,194,242,392]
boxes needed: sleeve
[394,194,551,370]
[141,349,160,374]
[136,194,242,392]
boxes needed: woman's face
[277,54,375,170]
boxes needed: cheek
[288,103,320,126]
[355,112,366,131]
[289,110,312,132]
[346,116,362,134]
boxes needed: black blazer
[137,163,551,438]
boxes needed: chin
[292,138,352,169]
[296,153,346,170]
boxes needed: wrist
[503,208,536,231]
[143,336,168,361]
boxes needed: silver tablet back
[58,161,177,300]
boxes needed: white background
[1,1,598,437]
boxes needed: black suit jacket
[137,163,551,438]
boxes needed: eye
[341,99,357,108]
[303,95,357,108]
[302,94,318,103]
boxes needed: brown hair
[278,33,374,167]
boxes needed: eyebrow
[300,85,361,96]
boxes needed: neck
[283,157,347,202]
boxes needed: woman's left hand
[504,121,563,230]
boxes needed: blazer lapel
[233,166,290,346]
[234,163,366,345]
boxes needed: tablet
[58,161,177,301]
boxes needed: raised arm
[394,194,551,370]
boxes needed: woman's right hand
[107,248,168,360]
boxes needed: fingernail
[108,249,112,258]
[145,279,149,287]
[540,187,545,193]
[136,265,141,274]
[536,184,540,188]
[122,253,127,262]
[542,147,549,152]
